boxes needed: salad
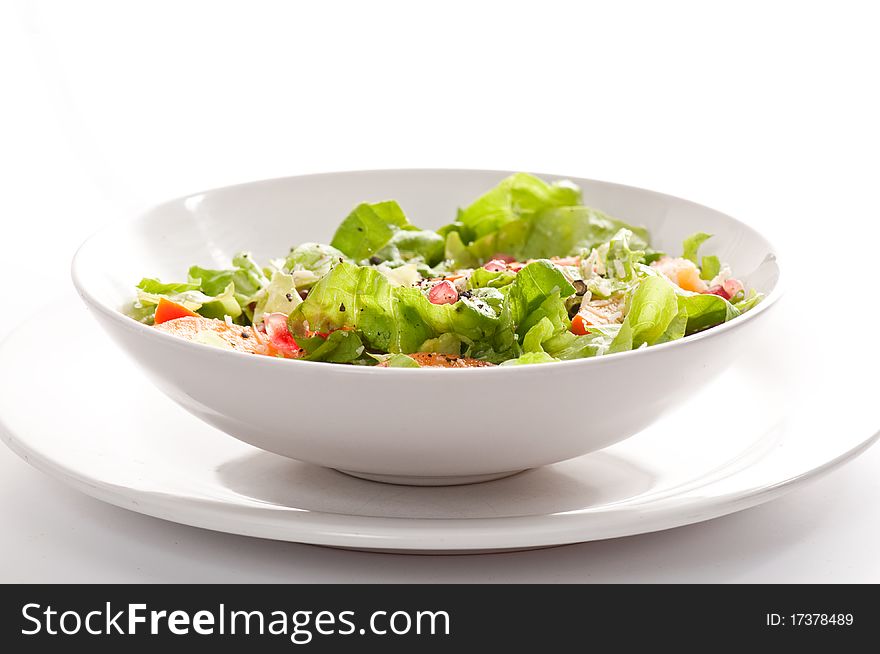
[130,174,762,367]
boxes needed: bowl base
[335,468,527,486]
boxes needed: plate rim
[1,302,877,551]
[2,417,877,551]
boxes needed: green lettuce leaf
[700,255,721,281]
[136,278,201,296]
[132,278,242,323]
[443,231,479,268]
[604,228,647,281]
[446,202,650,267]
[418,333,462,355]
[185,267,232,297]
[522,316,558,353]
[499,351,559,366]
[466,267,517,290]
[297,329,366,363]
[329,201,443,265]
[468,287,506,313]
[608,276,743,353]
[130,278,200,323]
[191,282,242,320]
[370,353,422,368]
[252,271,302,324]
[508,326,628,364]
[519,292,569,344]
[519,297,622,361]
[397,287,500,347]
[682,232,712,264]
[677,293,740,335]
[643,248,666,264]
[734,289,764,312]
[288,262,500,354]
[609,276,681,352]
[515,206,649,261]
[376,229,445,266]
[543,327,619,360]
[189,252,269,304]
[455,173,582,243]
[330,201,410,261]
[288,263,400,349]
[494,261,575,356]
[681,232,721,280]
[284,242,350,288]
[185,251,270,321]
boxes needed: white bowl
[72,170,782,485]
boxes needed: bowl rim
[71,167,785,375]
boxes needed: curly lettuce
[287,262,500,355]
[330,201,444,266]
[442,174,649,267]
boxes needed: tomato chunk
[483,259,508,272]
[154,298,199,324]
[263,313,300,356]
[428,280,459,305]
[570,313,591,335]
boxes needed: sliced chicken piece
[155,316,300,358]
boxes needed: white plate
[0,301,876,552]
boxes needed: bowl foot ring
[334,469,528,486]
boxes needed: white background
[1,0,878,581]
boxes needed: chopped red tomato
[483,259,508,272]
[705,278,743,301]
[571,313,591,335]
[263,312,301,356]
[428,280,458,305]
[154,298,199,324]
